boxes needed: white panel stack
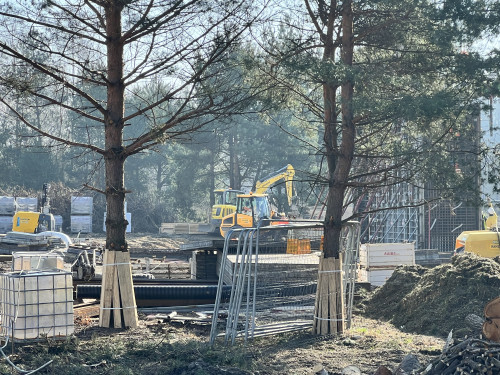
[0,270,74,341]
[70,196,93,215]
[71,196,93,233]
[358,243,415,286]
[0,197,15,234]
[71,215,92,233]
[0,216,12,234]
[0,196,16,215]
[54,215,63,232]
[16,197,38,212]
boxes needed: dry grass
[0,314,444,375]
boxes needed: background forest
[0,101,318,233]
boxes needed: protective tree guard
[99,249,138,329]
[313,255,345,335]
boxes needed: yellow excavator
[210,189,244,233]
[219,164,295,237]
[13,183,55,233]
[454,203,500,258]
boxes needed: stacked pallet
[130,259,190,279]
[216,252,319,286]
[358,243,415,286]
[159,222,210,234]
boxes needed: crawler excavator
[219,164,295,237]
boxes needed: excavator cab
[210,189,244,232]
[220,193,283,237]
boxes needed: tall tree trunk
[314,0,354,336]
[99,0,138,329]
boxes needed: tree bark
[104,0,127,251]
[323,0,354,260]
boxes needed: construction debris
[420,337,500,374]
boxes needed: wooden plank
[74,302,100,319]
[334,257,345,333]
[115,251,138,328]
[113,261,122,328]
[99,249,114,327]
[321,257,330,334]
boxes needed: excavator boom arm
[255,164,295,205]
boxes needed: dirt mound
[364,253,500,337]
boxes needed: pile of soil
[364,253,500,337]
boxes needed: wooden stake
[112,260,122,328]
[115,250,138,328]
[99,249,115,327]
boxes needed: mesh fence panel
[210,221,360,344]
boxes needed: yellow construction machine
[210,189,244,233]
[454,204,500,258]
[219,164,295,237]
[13,183,55,233]
[254,164,295,206]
